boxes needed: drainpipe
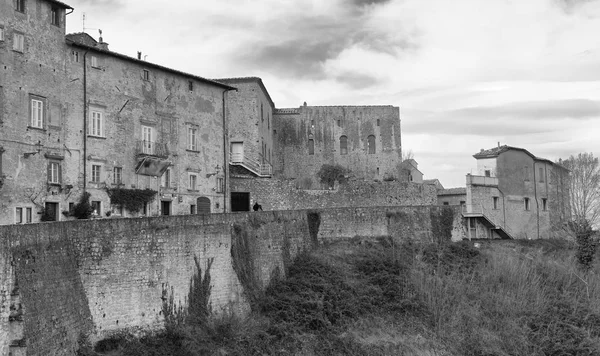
[83,50,89,192]
[221,87,237,213]
[533,161,540,239]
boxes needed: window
[443,202,449,206]
[524,166,530,181]
[89,110,104,137]
[188,81,193,91]
[161,168,171,188]
[0,26,5,42]
[261,103,264,122]
[268,113,270,130]
[15,208,23,224]
[113,167,122,184]
[308,139,314,155]
[91,201,101,216]
[141,126,154,154]
[542,198,547,211]
[30,98,44,128]
[72,50,79,62]
[524,197,530,211]
[15,0,25,12]
[48,161,61,184]
[485,170,491,177]
[337,119,341,126]
[13,32,24,52]
[0,146,4,176]
[91,164,101,183]
[493,196,499,210]
[189,174,197,190]
[367,135,376,154]
[190,205,196,214]
[216,177,224,193]
[311,119,315,127]
[91,55,99,68]
[25,207,32,223]
[188,127,198,151]
[51,6,60,26]
[142,69,150,81]
[340,136,348,155]
[460,201,465,206]
[376,119,380,127]
[539,167,544,183]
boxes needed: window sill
[12,49,24,54]
[186,149,200,153]
[27,126,46,132]
[87,135,107,139]
[187,189,199,193]
[48,182,62,186]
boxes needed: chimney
[137,51,142,60]
[498,142,500,147]
[96,29,109,50]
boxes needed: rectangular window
[142,69,150,81]
[485,170,491,177]
[13,32,24,52]
[30,98,44,128]
[25,207,32,223]
[48,161,61,183]
[189,174,197,190]
[91,201,101,216]
[51,7,60,26]
[188,127,198,151]
[141,126,154,154]
[493,196,499,210]
[443,202,449,205]
[542,198,547,211]
[91,56,99,68]
[89,110,104,137]
[539,167,544,183]
[15,0,25,13]
[72,50,79,62]
[161,168,171,188]
[308,139,314,155]
[190,205,196,214]
[15,208,23,224]
[0,26,5,41]
[188,81,194,91]
[113,167,122,184]
[216,177,224,193]
[91,164,101,183]
[524,197,530,211]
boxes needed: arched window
[339,136,348,155]
[308,139,314,155]
[367,135,375,154]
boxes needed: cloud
[334,71,381,88]
[554,0,599,13]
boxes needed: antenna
[82,12,99,34]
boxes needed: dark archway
[197,196,211,214]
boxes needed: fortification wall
[0,205,463,356]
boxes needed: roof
[214,77,275,108]
[473,145,556,165]
[47,0,73,9]
[66,34,236,91]
[424,179,444,189]
[438,187,466,196]
[274,108,300,115]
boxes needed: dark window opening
[493,196,499,209]
[188,81,193,91]
[340,136,347,155]
[197,196,211,214]
[308,139,314,155]
[51,7,60,26]
[443,202,449,206]
[143,69,150,81]
[367,135,376,154]
[161,200,171,215]
[44,202,59,221]
[485,170,491,177]
[524,197,530,211]
[91,201,101,216]
[542,198,547,211]
[190,205,196,214]
[15,0,25,13]
[230,192,250,212]
[376,119,380,126]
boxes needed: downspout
[221,87,237,213]
[83,50,88,192]
[533,161,540,239]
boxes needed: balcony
[230,152,272,177]
[135,140,169,159]
[466,174,498,187]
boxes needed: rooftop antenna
[82,13,99,35]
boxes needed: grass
[82,237,600,356]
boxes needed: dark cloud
[334,71,381,89]
[554,0,598,13]
[403,99,600,136]
[237,4,418,79]
[349,0,393,7]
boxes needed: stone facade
[0,1,233,225]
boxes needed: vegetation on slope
[80,237,600,356]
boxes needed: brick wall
[0,205,463,355]
[230,177,437,210]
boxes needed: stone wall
[0,205,463,355]
[230,177,437,210]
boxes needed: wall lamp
[23,141,43,158]
[205,164,221,178]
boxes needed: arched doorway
[197,196,211,214]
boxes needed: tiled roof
[214,77,275,108]
[438,187,466,196]
[47,0,73,9]
[473,145,555,165]
[65,34,236,91]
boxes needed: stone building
[0,0,235,224]
[462,145,570,239]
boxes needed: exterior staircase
[462,204,515,240]
[230,152,272,177]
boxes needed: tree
[558,153,600,228]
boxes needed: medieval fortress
[0,0,571,354]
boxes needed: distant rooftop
[47,0,73,9]
[473,145,557,166]
[214,77,275,108]
[438,187,466,196]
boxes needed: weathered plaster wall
[230,177,436,210]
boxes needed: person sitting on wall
[253,202,263,211]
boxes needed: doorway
[231,142,244,163]
[44,202,59,221]
[230,192,250,212]
[197,197,211,214]
[161,200,171,216]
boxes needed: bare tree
[558,153,600,227]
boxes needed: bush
[316,164,347,189]
[72,192,93,219]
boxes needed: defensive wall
[0,205,463,356]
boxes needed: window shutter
[47,162,51,182]
[58,163,62,183]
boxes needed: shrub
[106,188,157,213]
[316,164,347,189]
[72,192,93,219]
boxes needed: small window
[13,32,24,52]
[524,166,530,181]
[460,201,465,206]
[189,174,197,190]
[91,56,99,68]
[542,198,547,211]
[261,103,264,122]
[485,170,491,177]
[443,202,449,206]
[48,161,61,184]
[337,119,341,126]
[524,197,530,211]
[376,119,380,127]
[188,81,193,91]
[188,126,198,151]
[15,0,25,13]
[367,135,376,154]
[113,167,122,184]
[91,164,101,183]
[15,208,23,224]
[216,177,224,193]
[30,97,44,128]
[51,7,60,26]
[0,26,5,42]
[142,69,150,81]
[91,201,101,216]
[190,205,196,214]
[72,50,79,63]
[493,196,499,209]
[539,167,544,182]
[469,218,476,229]
[89,110,104,137]
[161,168,171,188]
[25,207,32,223]
[340,136,348,155]
[308,139,314,155]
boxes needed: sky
[65,0,600,188]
